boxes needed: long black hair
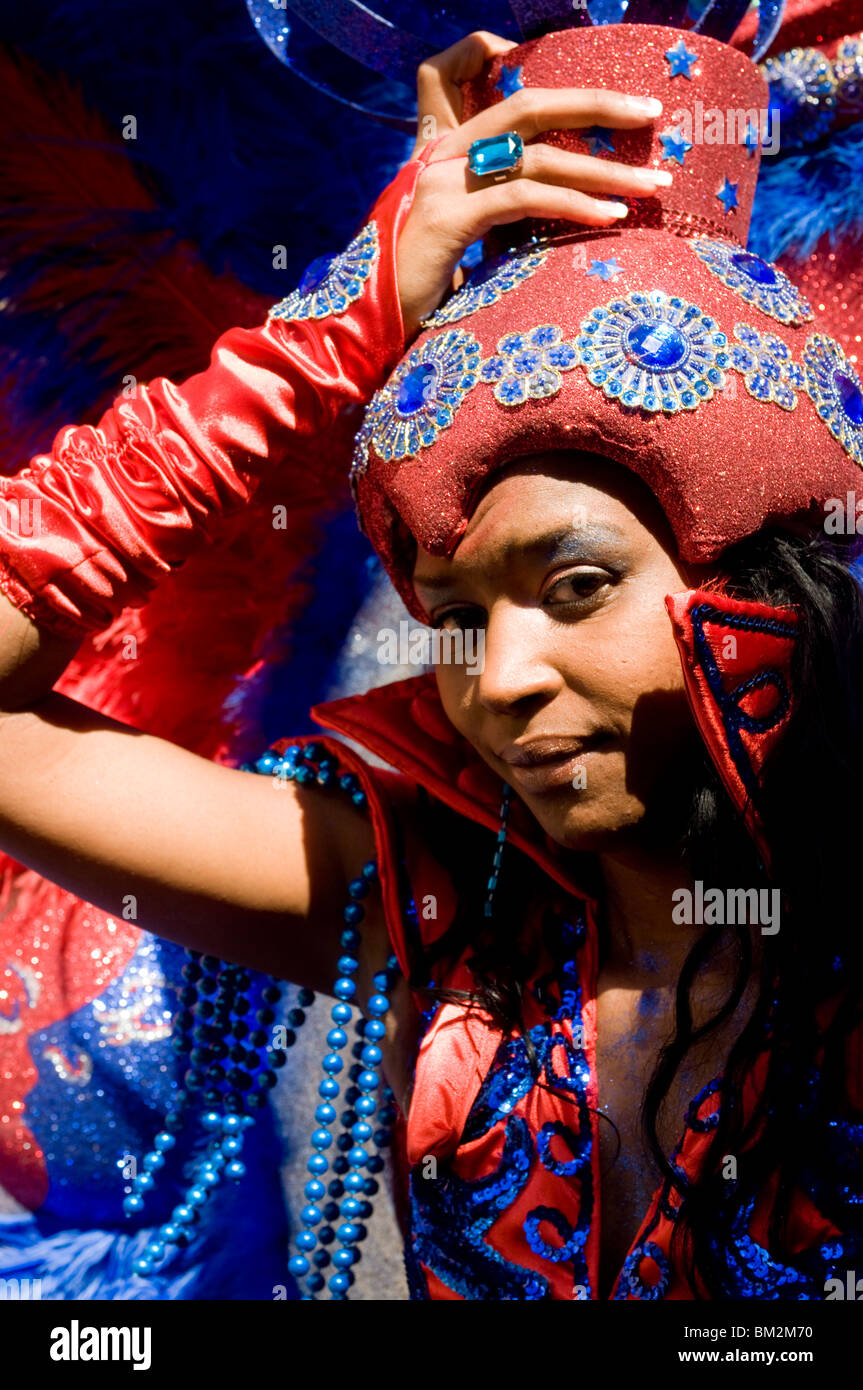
[408,524,863,1297]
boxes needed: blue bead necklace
[122,739,400,1299]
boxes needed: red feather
[0,44,269,411]
[0,42,351,750]
[0,46,352,947]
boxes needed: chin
[520,790,652,856]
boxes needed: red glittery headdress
[351,24,863,622]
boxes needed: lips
[495,733,614,795]
[497,737,591,767]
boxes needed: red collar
[311,587,798,875]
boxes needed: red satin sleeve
[0,145,436,640]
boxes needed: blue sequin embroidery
[269,222,378,322]
[421,242,548,327]
[689,237,814,327]
[407,908,595,1300]
[574,290,729,413]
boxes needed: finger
[463,143,673,198]
[430,86,663,159]
[417,30,518,136]
[457,178,633,236]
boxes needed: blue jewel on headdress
[716,178,739,214]
[665,39,698,79]
[659,127,692,165]
[495,63,524,97]
[575,289,728,413]
[761,48,837,147]
[352,327,481,471]
[269,222,378,322]
[421,242,548,327]
[580,126,616,156]
[728,324,800,410]
[479,324,578,406]
[801,334,863,467]
[586,257,623,282]
[689,237,814,327]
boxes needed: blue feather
[223,506,381,748]
[0,1208,292,1301]
[749,123,863,262]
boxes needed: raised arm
[0,609,372,991]
[0,37,668,994]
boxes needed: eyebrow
[413,522,628,592]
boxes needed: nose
[475,602,563,716]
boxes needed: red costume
[289,579,857,1300]
[1,12,862,1301]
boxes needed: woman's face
[412,452,708,855]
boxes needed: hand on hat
[395,30,671,339]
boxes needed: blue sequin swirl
[618,1240,671,1300]
[269,222,378,322]
[689,237,813,327]
[421,241,548,327]
[801,333,863,468]
[575,289,729,413]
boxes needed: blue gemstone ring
[467,131,524,181]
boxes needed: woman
[0,23,861,1301]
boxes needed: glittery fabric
[781,236,863,362]
[459,27,764,246]
[353,26,863,625]
[0,869,288,1297]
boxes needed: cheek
[589,598,696,801]
[434,665,471,736]
[559,594,688,719]
[432,581,690,741]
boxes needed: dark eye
[544,567,613,607]
[430,606,484,632]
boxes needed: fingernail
[649,169,674,186]
[600,201,629,218]
[627,96,663,117]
